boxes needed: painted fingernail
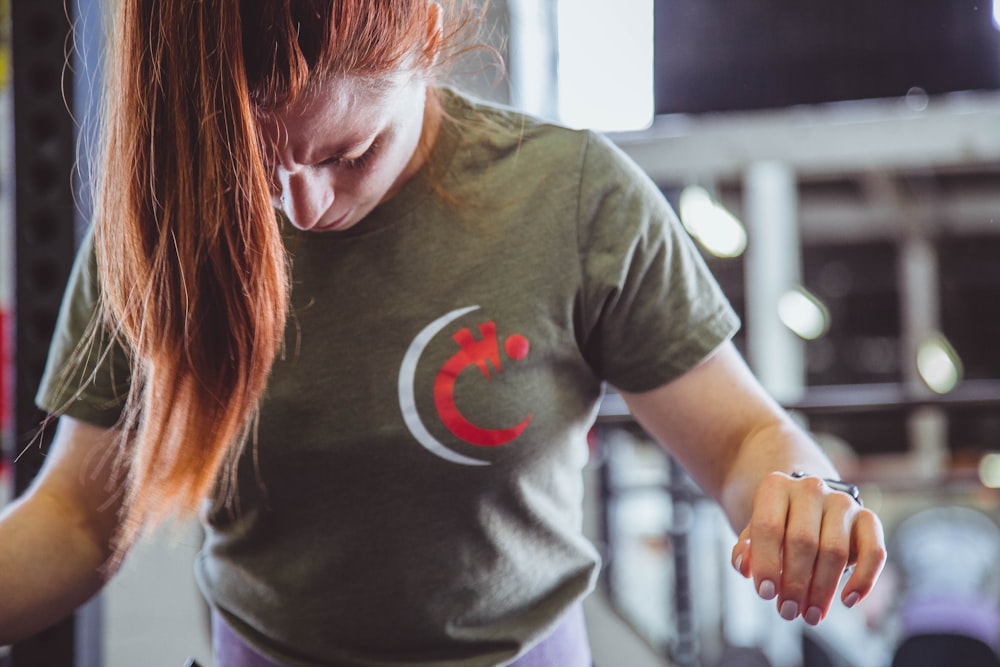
[804,606,823,626]
[844,592,861,608]
[734,554,743,572]
[779,600,799,621]
[758,580,777,600]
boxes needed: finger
[841,508,888,608]
[802,495,856,625]
[747,473,791,603]
[731,527,752,578]
[776,475,825,621]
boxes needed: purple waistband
[510,605,592,667]
[212,605,592,667]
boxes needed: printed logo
[398,306,533,466]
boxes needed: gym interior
[2,1,1000,666]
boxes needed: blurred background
[2,0,1000,665]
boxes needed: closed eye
[321,138,381,171]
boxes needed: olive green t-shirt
[37,88,739,666]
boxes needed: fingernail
[844,592,861,608]
[734,554,743,572]
[758,580,777,600]
[779,600,799,621]
[804,606,823,625]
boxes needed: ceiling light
[679,185,747,258]
[916,332,963,394]
[777,286,830,340]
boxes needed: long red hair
[95,0,474,554]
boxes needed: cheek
[339,166,396,203]
[360,149,409,194]
[344,127,422,203]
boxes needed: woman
[0,1,886,665]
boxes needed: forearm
[0,491,116,643]
[617,343,843,533]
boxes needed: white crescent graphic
[398,305,490,466]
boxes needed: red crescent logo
[432,321,532,447]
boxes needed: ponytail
[95,0,288,553]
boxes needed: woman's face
[257,71,435,233]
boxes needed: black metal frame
[8,0,81,665]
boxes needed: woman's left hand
[730,471,887,626]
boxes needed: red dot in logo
[504,334,530,361]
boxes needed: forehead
[256,71,414,147]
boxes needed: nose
[280,169,334,230]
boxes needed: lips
[312,210,350,232]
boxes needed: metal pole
[744,160,804,403]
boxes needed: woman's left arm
[618,340,886,625]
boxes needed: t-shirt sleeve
[575,131,740,393]
[35,225,132,428]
